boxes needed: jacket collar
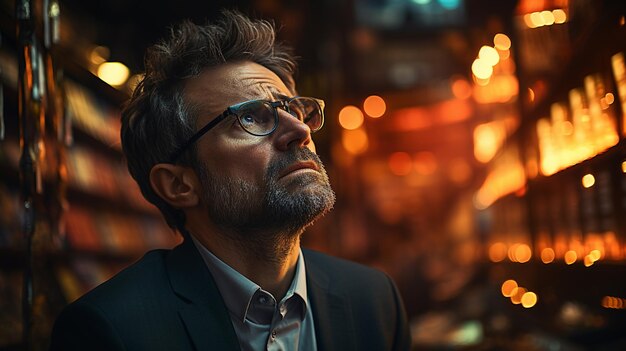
[303,249,356,351]
[166,240,354,351]
[166,239,240,351]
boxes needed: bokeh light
[564,250,578,265]
[582,174,595,188]
[521,292,538,308]
[341,128,368,155]
[339,105,365,130]
[363,95,386,118]
[97,62,130,86]
[540,248,555,263]
[489,242,508,262]
[388,152,413,176]
[493,33,511,51]
[501,279,518,297]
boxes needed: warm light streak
[493,33,511,51]
[338,105,364,130]
[582,174,595,188]
[97,62,130,86]
[564,250,577,265]
[501,280,518,297]
[540,248,555,263]
[474,123,502,163]
[602,296,626,309]
[524,9,567,28]
[475,156,526,209]
[622,161,626,173]
[363,95,386,118]
[521,292,537,308]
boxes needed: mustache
[266,148,324,180]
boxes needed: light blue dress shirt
[190,235,317,351]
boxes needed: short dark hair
[120,10,297,231]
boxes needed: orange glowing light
[508,244,519,262]
[338,105,364,130]
[363,95,386,118]
[589,249,602,262]
[473,122,502,163]
[622,161,626,173]
[472,59,493,80]
[540,248,555,263]
[489,242,508,262]
[511,287,527,304]
[582,174,595,188]
[605,93,615,105]
[478,46,500,67]
[493,33,511,51]
[341,128,368,155]
[523,14,535,28]
[564,250,577,265]
[451,78,472,99]
[514,244,532,263]
[501,279,518,297]
[553,9,567,24]
[388,152,413,176]
[528,88,535,102]
[413,152,438,175]
[521,292,538,308]
[584,255,594,267]
[530,12,544,27]
[540,10,555,25]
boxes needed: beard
[195,147,335,248]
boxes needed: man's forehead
[184,61,292,112]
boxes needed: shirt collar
[189,235,309,323]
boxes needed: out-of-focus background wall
[1,0,626,350]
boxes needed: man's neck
[187,224,302,301]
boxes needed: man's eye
[241,114,256,125]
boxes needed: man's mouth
[278,160,320,179]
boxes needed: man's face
[184,61,335,236]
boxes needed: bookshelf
[0,12,180,350]
[477,1,626,348]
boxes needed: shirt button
[271,330,277,339]
[279,304,287,315]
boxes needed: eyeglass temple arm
[167,110,232,163]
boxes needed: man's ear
[149,163,201,208]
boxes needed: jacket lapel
[166,239,240,351]
[304,250,356,351]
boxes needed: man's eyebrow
[273,92,291,101]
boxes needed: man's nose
[272,109,312,151]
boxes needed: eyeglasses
[168,96,325,163]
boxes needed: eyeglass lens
[236,98,322,136]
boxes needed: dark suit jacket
[50,239,411,350]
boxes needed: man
[50,11,411,351]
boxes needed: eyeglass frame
[167,96,325,163]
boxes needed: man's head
[121,11,335,238]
